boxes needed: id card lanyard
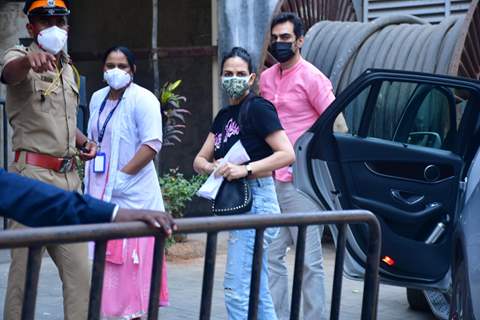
[93,91,124,173]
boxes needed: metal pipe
[147,235,166,320]
[248,228,265,320]
[0,211,379,249]
[21,246,42,320]
[151,0,160,97]
[1,98,7,171]
[88,241,107,320]
[360,214,382,320]
[199,232,218,320]
[330,224,347,320]
[290,226,307,320]
[0,211,382,320]
[1,99,7,230]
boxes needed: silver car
[294,69,479,319]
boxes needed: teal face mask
[221,75,251,100]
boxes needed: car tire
[406,288,430,312]
[450,260,472,320]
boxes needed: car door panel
[346,221,451,280]
[334,135,461,281]
[297,70,480,288]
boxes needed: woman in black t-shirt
[194,47,294,319]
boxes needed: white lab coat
[84,83,164,211]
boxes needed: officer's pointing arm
[1,56,32,85]
[2,52,56,85]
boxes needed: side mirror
[407,132,442,149]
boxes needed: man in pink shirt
[260,12,340,320]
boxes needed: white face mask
[37,26,68,55]
[103,68,132,90]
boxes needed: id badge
[93,152,106,173]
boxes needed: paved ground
[0,233,435,320]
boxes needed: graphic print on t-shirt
[214,117,240,151]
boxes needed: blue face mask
[221,75,251,100]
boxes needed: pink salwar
[101,238,169,319]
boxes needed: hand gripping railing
[0,210,381,320]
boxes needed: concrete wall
[0,2,28,168]
[156,0,213,175]
[218,0,279,74]
[68,0,212,176]
[0,0,213,175]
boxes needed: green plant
[159,80,190,147]
[159,168,207,219]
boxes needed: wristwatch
[246,163,253,176]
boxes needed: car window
[338,80,469,152]
[338,86,371,136]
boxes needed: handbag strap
[237,93,255,133]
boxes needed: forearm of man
[75,129,89,147]
[1,57,31,85]
[121,145,156,175]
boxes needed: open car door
[294,69,480,290]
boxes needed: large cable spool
[301,0,480,137]
[449,0,480,79]
[304,16,455,93]
[303,0,480,93]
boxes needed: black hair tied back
[103,46,136,72]
[221,47,254,74]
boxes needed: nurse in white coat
[84,46,168,319]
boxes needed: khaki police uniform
[1,42,90,320]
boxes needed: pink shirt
[260,57,335,182]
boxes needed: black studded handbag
[211,94,254,216]
[211,177,253,215]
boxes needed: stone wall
[68,0,213,176]
[0,2,28,169]
[0,0,213,175]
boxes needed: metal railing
[0,210,381,320]
[1,98,7,231]
[1,97,7,171]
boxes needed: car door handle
[391,189,425,206]
[352,196,444,224]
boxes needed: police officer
[0,1,97,319]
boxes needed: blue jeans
[224,177,280,320]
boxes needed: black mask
[270,42,295,63]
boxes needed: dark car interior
[307,71,480,284]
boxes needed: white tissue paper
[196,140,251,200]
